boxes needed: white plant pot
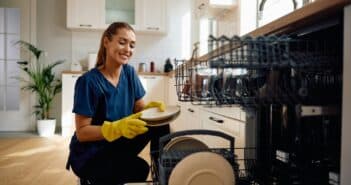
[37,119,56,137]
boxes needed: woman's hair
[96,22,135,67]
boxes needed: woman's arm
[75,114,105,142]
[134,98,145,113]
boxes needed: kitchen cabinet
[66,0,167,33]
[61,73,82,137]
[139,74,166,103]
[103,0,136,28]
[170,102,204,142]
[66,0,104,29]
[200,109,254,169]
[136,0,167,34]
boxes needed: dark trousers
[76,125,170,185]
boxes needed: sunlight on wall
[181,12,191,59]
[199,18,209,56]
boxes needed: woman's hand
[143,101,165,112]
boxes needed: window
[199,18,217,56]
[0,8,20,111]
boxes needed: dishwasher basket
[150,129,241,185]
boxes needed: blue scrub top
[67,64,146,172]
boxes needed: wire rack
[174,35,342,107]
[148,130,338,185]
[207,35,340,70]
[148,130,264,185]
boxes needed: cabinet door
[61,73,81,137]
[166,76,178,106]
[136,0,167,33]
[139,75,166,103]
[66,0,104,29]
[103,0,136,28]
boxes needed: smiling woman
[66,22,169,185]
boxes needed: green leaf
[15,40,65,120]
[15,40,43,60]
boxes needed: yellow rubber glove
[101,112,148,142]
[143,101,166,112]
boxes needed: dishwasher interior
[152,15,343,185]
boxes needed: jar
[138,63,146,72]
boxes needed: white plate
[168,152,235,185]
[145,111,180,127]
[140,105,180,121]
[164,137,208,151]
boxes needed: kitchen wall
[35,0,193,131]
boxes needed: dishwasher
[169,21,342,185]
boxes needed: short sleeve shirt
[73,65,145,123]
[68,64,145,171]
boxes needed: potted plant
[16,41,64,137]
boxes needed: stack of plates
[140,105,181,127]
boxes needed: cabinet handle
[143,76,156,79]
[187,108,194,113]
[209,116,224,124]
[72,75,80,78]
[79,24,92,27]
[147,27,160,30]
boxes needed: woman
[66,22,168,185]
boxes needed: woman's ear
[103,36,109,48]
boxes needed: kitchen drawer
[200,110,245,147]
[201,106,242,120]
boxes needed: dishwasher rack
[174,35,342,107]
[149,130,338,185]
[149,130,264,185]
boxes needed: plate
[168,152,235,185]
[140,105,180,121]
[145,111,180,127]
[164,137,208,151]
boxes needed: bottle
[164,58,173,72]
[150,61,155,72]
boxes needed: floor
[0,133,151,185]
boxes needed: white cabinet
[61,73,82,137]
[139,75,166,103]
[136,0,167,34]
[66,0,167,33]
[171,103,202,132]
[103,0,136,28]
[165,76,178,106]
[66,0,104,29]
[200,109,253,169]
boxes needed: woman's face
[104,28,136,65]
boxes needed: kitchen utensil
[140,105,180,121]
[168,151,235,185]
